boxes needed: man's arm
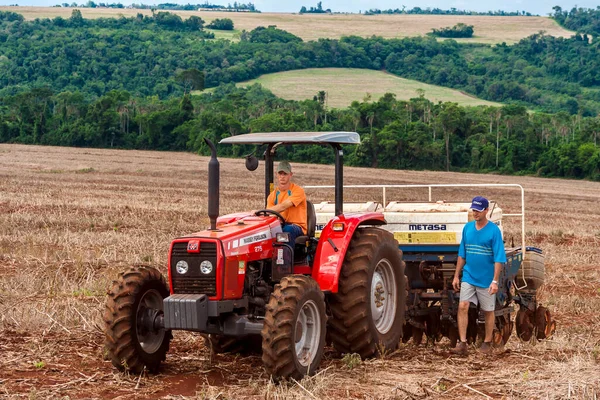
[493,262,502,282]
[269,185,305,214]
[489,227,506,294]
[454,226,467,291]
[489,262,502,294]
[452,256,465,291]
[269,199,294,213]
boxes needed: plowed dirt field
[1,144,599,399]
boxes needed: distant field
[0,7,574,44]
[205,28,241,41]
[234,68,501,108]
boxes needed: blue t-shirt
[458,220,507,288]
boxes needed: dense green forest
[552,6,600,36]
[2,84,599,180]
[2,11,600,114]
[1,10,599,180]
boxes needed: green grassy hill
[234,68,501,108]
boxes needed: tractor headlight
[200,260,213,274]
[176,260,189,274]
[332,222,345,232]
[276,232,290,243]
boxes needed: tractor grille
[170,241,217,296]
[171,241,217,258]
[171,276,216,295]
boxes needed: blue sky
[1,0,598,16]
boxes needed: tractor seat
[295,201,316,245]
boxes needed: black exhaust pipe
[204,138,219,231]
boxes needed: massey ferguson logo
[187,241,199,251]
[242,232,268,245]
[409,224,447,231]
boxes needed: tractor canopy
[220,131,360,216]
[219,131,360,145]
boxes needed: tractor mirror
[245,154,259,171]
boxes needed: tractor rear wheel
[262,275,326,380]
[103,265,172,373]
[328,228,406,358]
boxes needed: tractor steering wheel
[254,209,286,227]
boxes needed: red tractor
[103,132,406,380]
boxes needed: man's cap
[470,196,489,212]
[276,161,292,174]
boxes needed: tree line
[430,23,474,38]
[2,12,600,116]
[299,2,331,14]
[364,7,534,16]
[50,2,259,11]
[552,6,600,36]
[1,85,598,180]
[206,18,234,30]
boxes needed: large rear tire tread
[103,265,172,374]
[262,275,326,381]
[328,228,406,358]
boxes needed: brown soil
[2,329,597,399]
[1,144,599,399]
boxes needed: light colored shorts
[459,282,496,312]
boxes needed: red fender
[312,212,386,293]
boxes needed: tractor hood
[180,214,283,257]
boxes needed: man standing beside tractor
[267,161,307,244]
[452,196,507,355]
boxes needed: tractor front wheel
[328,228,406,358]
[261,275,326,380]
[103,265,172,373]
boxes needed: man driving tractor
[266,161,307,244]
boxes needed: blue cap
[470,196,489,212]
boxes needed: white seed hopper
[314,200,502,244]
[383,201,503,244]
